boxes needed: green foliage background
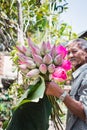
[0,0,77,51]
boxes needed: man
[46,38,87,130]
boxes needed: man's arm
[46,81,86,121]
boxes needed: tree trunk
[17,0,24,45]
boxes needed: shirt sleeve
[78,74,87,123]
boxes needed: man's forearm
[63,94,86,121]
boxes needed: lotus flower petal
[39,64,47,74]
[17,52,24,58]
[16,45,27,54]
[52,67,67,82]
[17,53,25,61]
[54,54,63,65]
[16,46,24,54]
[48,64,55,73]
[57,45,68,58]
[25,59,36,69]
[25,48,32,57]
[27,69,40,78]
[28,37,34,48]
[17,53,31,62]
[50,45,58,58]
[43,54,52,64]
[33,54,43,67]
[19,64,27,70]
[40,41,51,55]
[22,45,27,52]
[28,38,40,55]
[18,58,36,69]
[31,46,40,56]
[46,41,52,50]
[18,60,26,65]
[46,41,52,53]
[61,60,72,71]
[40,41,47,55]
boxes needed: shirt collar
[72,63,87,79]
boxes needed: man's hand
[45,81,64,97]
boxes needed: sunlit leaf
[15,76,45,110]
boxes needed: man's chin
[71,64,77,71]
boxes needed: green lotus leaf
[15,76,45,109]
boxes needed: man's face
[67,44,86,69]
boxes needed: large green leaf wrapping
[16,76,46,108]
[6,95,52,130]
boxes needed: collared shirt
[66,64,87,130]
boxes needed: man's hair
[67,38,87,52]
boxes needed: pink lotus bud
[28,38,40,55]
[46,41,52,50]
[27,69,40,78]
[19,64,27,70]
[17,53,32,62]
[22,45,27,52]
[48,64,55,73]
[45,41,52,53]
[32,45,40,55]
[16,46,23,53]
[61,60,72,71]
[50,45,58,58]
[18,60,23,64]
[52,67,67,82]
[43,54,52,64]
[17,53,25,61]
[57,45,68,58]
[40,41,47,55]
[28,37,34,47]
[54,54,63,65]
[25,48,32,57]
[33,54,43,67]
[16,46,27,54]
[25,59,36,69]
[18,59,36,69]
[39,64,47,74]
[31,46,40,56]
[18,62,29,74]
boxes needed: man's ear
[84,49,87,62]
[85,56,87,63]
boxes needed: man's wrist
[59,91,68,102]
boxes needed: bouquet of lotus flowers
[8,38,71,130]
[17,38,71,83]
